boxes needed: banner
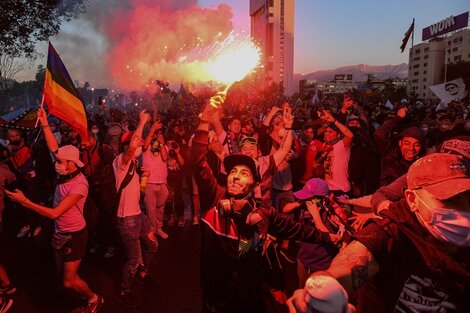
[429,78,467,104]
[422,12,469,41]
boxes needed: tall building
[250,0,294,96]
[409,29,470,98]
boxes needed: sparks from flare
[120,31,261,94]
[205,31,261,86]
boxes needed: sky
[15,0,470,87]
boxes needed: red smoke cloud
[103,0,234,90]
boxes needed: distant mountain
[293,63,408,91]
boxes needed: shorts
[54,227,88,262]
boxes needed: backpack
[99,157,136,215]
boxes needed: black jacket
[190,129,331,313]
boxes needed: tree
[0,55,25,91]
[0,0,88,59]
[35,64,46,83]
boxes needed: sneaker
[87,295,104,313]
[103,246,116,258]
[16,225,30,238]
[117,291,140,309]
[88,244,100,255]
[0,285,16,295]
[155,228,168,239]
[178,217,185,227]
[0,298,13,313]
[33,226,42,237]
[192,217,199,225]
[71,295,104,313]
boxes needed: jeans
[144,183,169,230]
[117,213,158,293]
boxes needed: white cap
[56,145,84,168]
[306,275,352,313]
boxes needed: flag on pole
[43,42,87,140]
[400,20,414,53]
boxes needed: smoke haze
[60,0,234,90]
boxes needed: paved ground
[2,208,297,313]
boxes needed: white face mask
[441,124,451,130]
[420,127,429,133]
[414,192,470,247]
[91,128,99,135]
[55,162,69,176]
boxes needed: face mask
[420,127,429,133]
[441,124,450,130]
[465,122,470,129]
[133,147,143,158]
[91,128,99,135]
[55,162,69,176]
[414,192,470,247]
[151,146,160,154]
[10,140,20,146]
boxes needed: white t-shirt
[142,148,168,184]
[53,173,88,233]
[113,154,141,218]
[324,139,351,192]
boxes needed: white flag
[429,78,467,104]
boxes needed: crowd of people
[0,87,468,313]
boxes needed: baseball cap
[306,275,352,313]
[56,145,84,168]
[407,153,470,200]
[346,114,360,123]
[223,154,261,182]
[293,178,329,200]
[438,137,470,159]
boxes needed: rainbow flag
[43,42,87,140]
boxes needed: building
[250,0,294,96]
[317,81,359,96]
[409,28,470,99]
[299,79,317,96]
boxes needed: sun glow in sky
[200,0,469,74]
[15,0,470,87]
